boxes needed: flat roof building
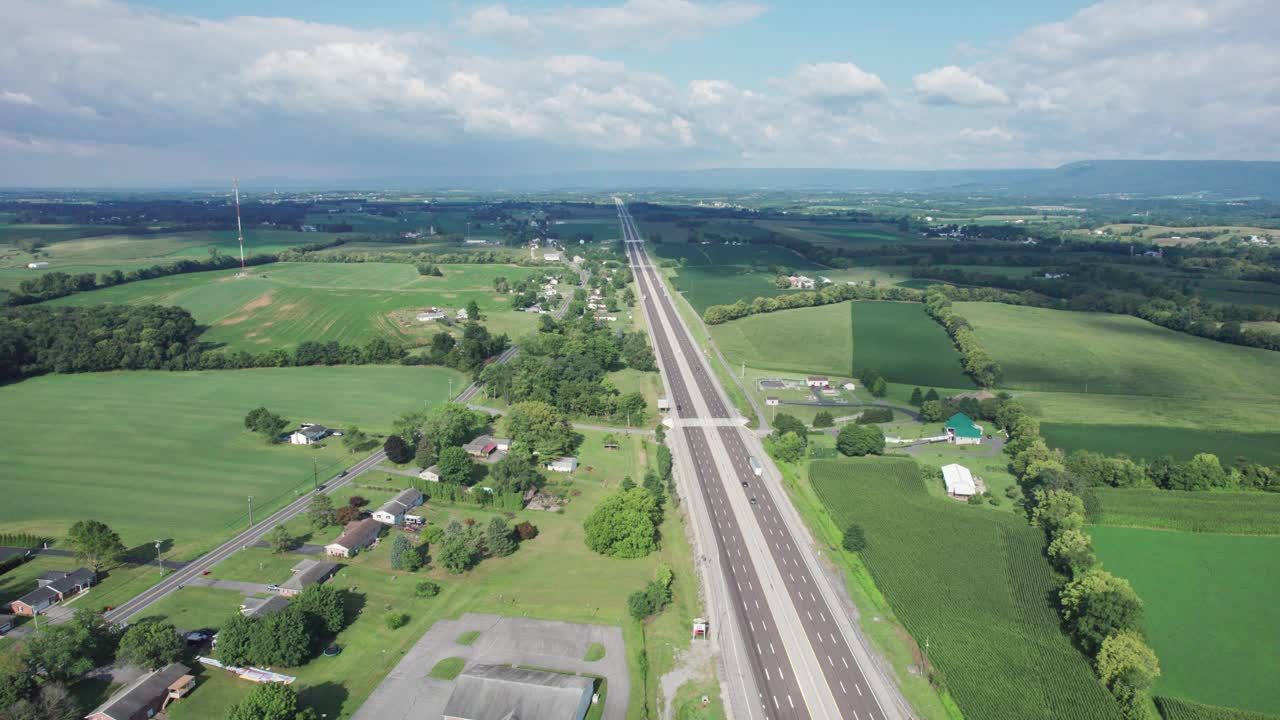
[442,664,594,720]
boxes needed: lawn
[711,301,853,378]
[1091,527,1280,714]
[130,586,246,631]
[1091,488,1280,536]
[168,429,704,720]
[811,457,1120,720]
[0,366,462,557]
[852,301,973,387]
[46,262,543,352]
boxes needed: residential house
[594,312,617,322]
[324,518,382,558]
[442,664,595,720]
[26,261,49,269]
[85,663,194,720]
[765,397,780,406]
[1043,272,1069,279]
[456,308,470,321]
[417,309,447,322]
[543,252,563,262]
[279,559,339,597]
[572,255,585,263]
[419,464,441,482]
[805,376,830,389]
[545,457,578,473]
[463,435,509,460]
[8,568,95,616]
[787,275,816,289]
[240,595,290,619]
[942,464,977,498]
[290,425,329,445]
[841,381,856,390]
[372,488,425,525]
[944,413,984,445]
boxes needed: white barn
[942,464,977,498]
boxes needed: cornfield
[1155,696,1280,720]
[811,458,1121,720]
[1093,488,1280,536]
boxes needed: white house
[544,252,563,262]
[942,464,977,498]
[26,262,49,269]
[805,376,830,388]
[290,425,329,445]
[324,518,382,558]
[372,488,424,525]
[456,308,470,321]
[765,397,780,406]
[842,381,856,390]
[546,457,578,473]
[419,464,440,482]
[1043,272,1069,280]
[787,275,816,289]
[417,309,446,322]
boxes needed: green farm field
[1091,488,1280,535]
[852,301,973,387]
[1042,423,1280,465]
[1091,526,1280,714]
[711,301,852,377]
[649,238,824,312]
[811,457,1120,720]
[1155,697,1280,720]
[46,262,542,352]
[0,366,463,557]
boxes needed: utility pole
[248,496,254,527]
[155,540,163,573]
[313,457,318,491]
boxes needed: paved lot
[353,613,627,720]
[184,577,272,595]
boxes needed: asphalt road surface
[617,199,899,720]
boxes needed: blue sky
[2,0,1277,186]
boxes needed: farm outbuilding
[546,457,578,473]
[442,664,594,720]
[805,376,830,389]
[942,464,977,498]
[944,413,984,445]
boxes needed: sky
[2,0,1278,186]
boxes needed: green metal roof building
[945,413,984,444]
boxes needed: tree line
[922,288,1003,388]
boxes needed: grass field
[1156,697,1280,720]
[0,366,462,557]
[1091,526,1280,714]
[1091,488,1280,535]
[811,457,1120,720]
[46,262,542,352]
[852,301,973,387]
[649,240,823,312]
[168,429,703,720]
[959,303,1280,461]
[710,302,852,377]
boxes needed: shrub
[841,523,866,552]
[384,612,409,630]
[514,521,539,541]
[415,580,441,598]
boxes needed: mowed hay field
[852,301,973,387]
[711,302,852,377]
[0,366,462,557]
[958,303,1280,460]
[1091,527,1280,715]
[651,240,823,313]
[47,262,541,352]
[811,458,1120,720]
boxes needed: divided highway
[618,200,903,720]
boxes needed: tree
[1170,453,1227,491]
[1060,569,1144,655]
[295,583,345,634]
[769,431,805,463]
[505,401,576,456]
[267,525,293,554]
[215,613,255,668]
[485,517,517,557]
[583,488,661,558]
[909,387,924,406]
[1096,630,1161,716]
[465,300,482,322]
[244,406,288,444]
[436,446,474,485]
[421,403,481,449]
[487,445,543,494]
[24,610,113,682]
[117,621,183,670]
[515,521,539,541]
[227,681,308,720]
[1,682,79,720]
[919,400,945,423]
[335,505,360,524]
[307,494,336,530]
[0,650,37,709]
[65,520,125,573]
[842,523,866,552]
[390,534,423,571]
[772,414,808,444]
[341,425,368,451]
[836,425,885,457]
[437,533,477,574]
[415,580,441,598]
[1047,528,1096,575]
[384,612,409,629]
[413,437,437,469]
[1030,488,1086,535]
[383,434,413,464]
[251,604,310,667]
[812,411,834,428]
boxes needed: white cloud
[545,0,765,48]
[913,66,1009,106]
[959,126,1015,144]
[1,91,36,106]
[781,63,888,109]
[456,5,542,47]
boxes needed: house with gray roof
[7,568,95,616]
[86,662,193,720]
[325,518,382,558]
[240,595,290,619]
[442,664,595,720]
[372,487,425,525]
[279,559,339,597]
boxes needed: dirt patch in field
[493,295,508,302]
[217,290,277,325]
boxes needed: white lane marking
[827,655,833,667]
[856,683,863,697]
[840,680,847,694]
[830,633,837,644]
[842,656,849,669]
[787,695,794,709]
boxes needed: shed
[546,457,578,473]
[942,464,977,498]
[419,464,441,482]
[442,664,594,720]
[86,662,193,720]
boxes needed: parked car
[266,584,280,591]
[201,570,211,576]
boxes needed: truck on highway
[749,456,763,477]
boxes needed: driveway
[354,613,628,720]
[183,577,273,595]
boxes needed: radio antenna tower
[234,178,247,276]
